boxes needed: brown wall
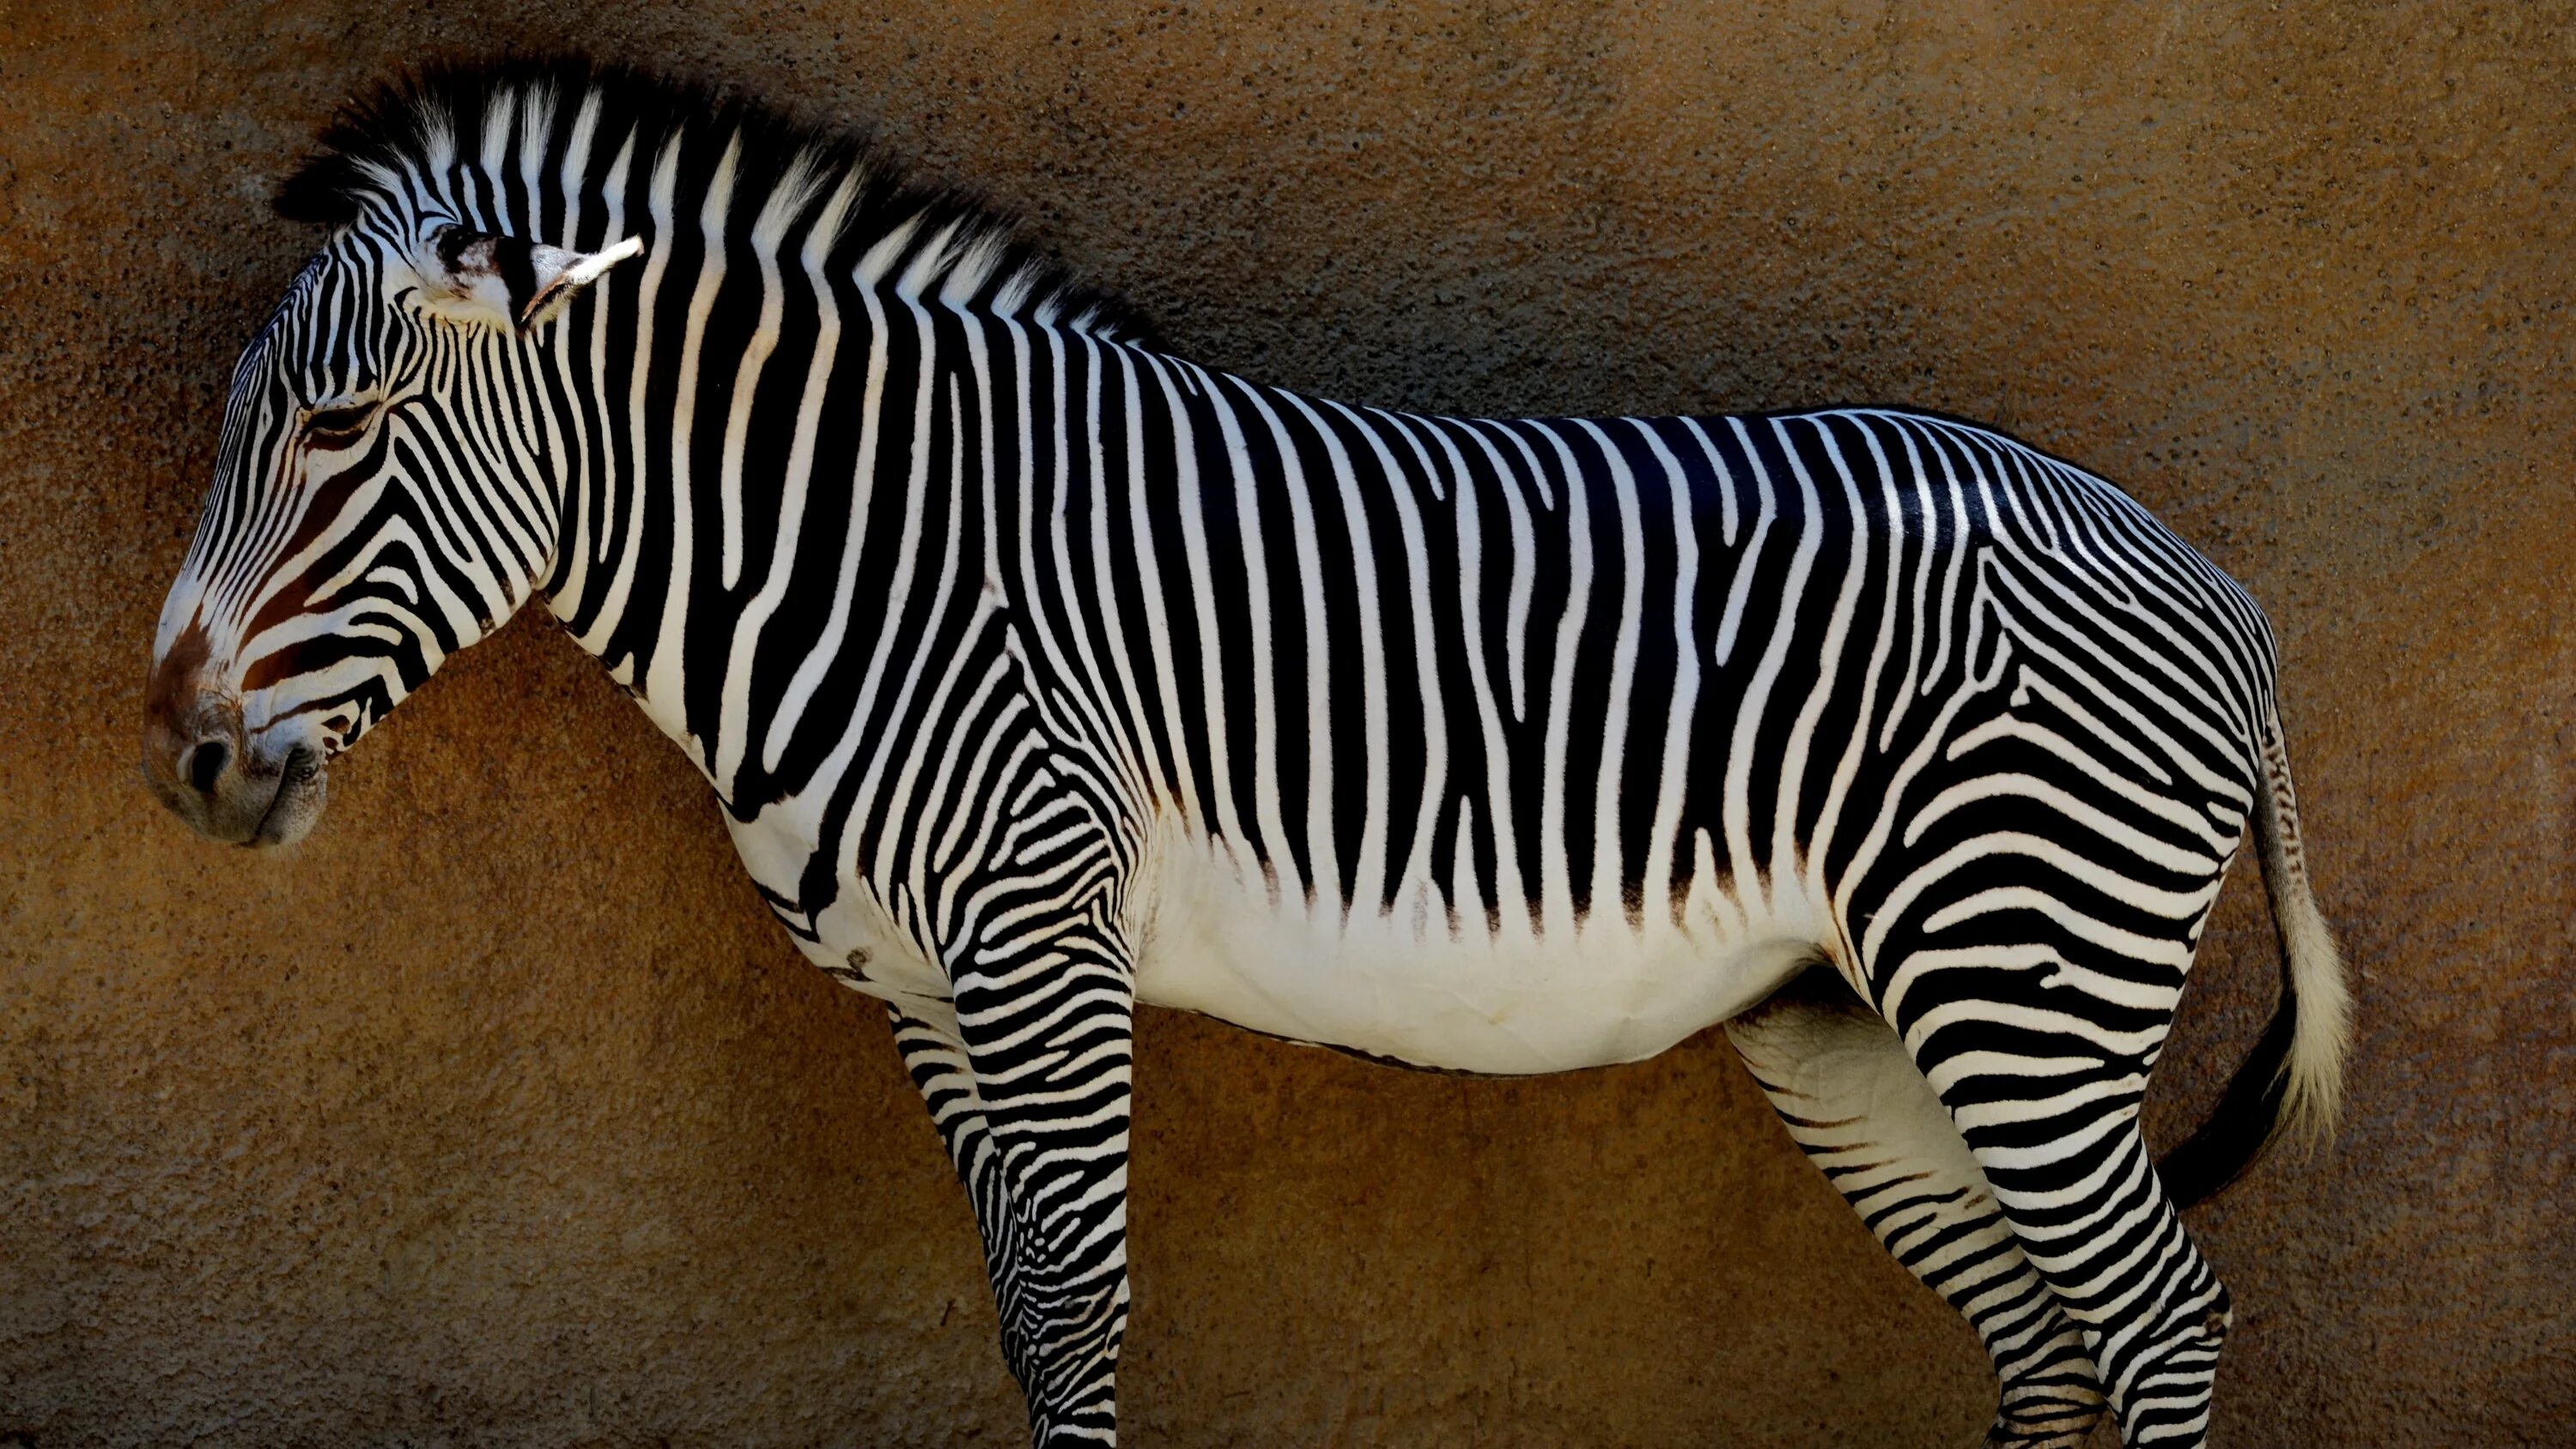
[3,2,2570,1444]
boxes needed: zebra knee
[1987,1342,2106,1448]
[1974,1287,2104,1447]
[996,1240,1129,1435]
[2107,1282,2232,1443]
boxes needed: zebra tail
[2156,708,2353,1209]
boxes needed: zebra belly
[1124,827,1829,1076]
[726,805,1826,1075]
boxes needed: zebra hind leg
[1727,967,2107,1447]
[1868,867,2235,1441]
[1883,944,2231,1447]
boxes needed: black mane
[272,56,1153,344]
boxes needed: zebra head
[143,167,642,847]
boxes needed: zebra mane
[272,56,1153,344]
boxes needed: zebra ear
[421,225,646,333]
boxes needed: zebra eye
[301,400,380,450]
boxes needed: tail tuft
[2157,711,2349,1210]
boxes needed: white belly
[1124,825,1831,1076]
[729,803,1832,1075]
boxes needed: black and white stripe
[150,61,2349,1449]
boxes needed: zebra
[141,60,2348,1449]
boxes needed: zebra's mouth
[244,744,328,849]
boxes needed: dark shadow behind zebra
[139,58,2349,1449]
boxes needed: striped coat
[143,62,2347,1449]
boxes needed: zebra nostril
[185,739,229,795]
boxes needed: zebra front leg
[913,840,1136,1448]
[889,984,1132,1445]
[1728,968,2105,1447]
[886,1000,1021,1332]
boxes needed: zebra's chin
[242,749,327,849]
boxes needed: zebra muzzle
[142,693,330,850]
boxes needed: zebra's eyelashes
[416,223,646,335]
[299,398,380,452]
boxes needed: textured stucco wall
[3,3,2571,1445]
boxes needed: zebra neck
[526,282,1421,855]
[534,301,1066,813]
